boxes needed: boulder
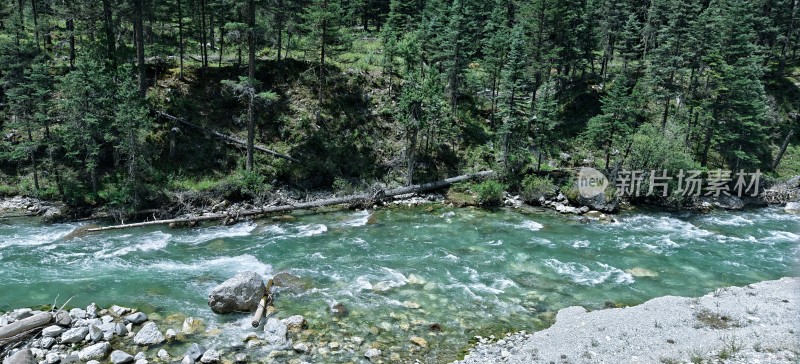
[54,311,72,326]
[78,342,110,361]
[200,349,220,363]
[69,308,87,320]
[185,343,207,362]
[110,305,132,316]
[39,337,56,349]
[281,315,307,334]
[576,192,618,213]
[133,322,165,346]
[697,195,745,210]
[207,272,265,314]
[786,201,800,214]
[2,349,36,364]
[86,303,98,318]
[263,318,288,348]
[125,312,148,324]
[157,349,170,361]
[41,325,65,338]
[182,317,204,334]
[88,325,104,342]
[60,327,89,344]
[44,353,59,364]
[110,350,135,364]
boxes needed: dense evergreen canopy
[0,0,798,208]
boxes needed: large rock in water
[576,192,618,213]
[785,201,800,214]
[208,272,265,314]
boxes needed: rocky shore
[455,277,800,364]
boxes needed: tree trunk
[276,0,283,61]
[27,126,39,191]
[177,0,184,78]
[0,312,52,347]
[247,0,256,172]
[319,0,327,118]
[157,111,298,162]
[406,126,417,186]
[200,0,208,68]
[134,0,146,97]
[700,122,714,167]
[218,8,224,68]
[209,12,215,50]
[102,0,115,66]
[86,171,497,232]
[67,0,75,68]
[772,129,795,171]
[31,0,40,48]
[16,0,24,31]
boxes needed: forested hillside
[1,0,799,210]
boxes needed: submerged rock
[410,336,428,348]
[263,318,289,348]
[331,303,349,317]
[625,267,659,278]
[208,272,265,314]
[271,272,313,293]
[182,317,204,334]
[185,343,207,362]
[281,315,307,333]
[199,349,220,363]
[364,348,381,361]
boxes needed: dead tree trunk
[0,312,52,348]
[85,171,496,232]
[772,129,795,171]
[157,111,299,162]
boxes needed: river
[1,206,798,363]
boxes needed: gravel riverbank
[455,277,800,364]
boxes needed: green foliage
[521,176,557,203]
[474,179,506,207]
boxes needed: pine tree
[532,79,559,171]
[498,24,529,174]
[112,65,154,207]
[584,73,637,170]
[483,0,511,128]
[304,0,349,118]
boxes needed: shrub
[474,180,506,206]
[521,175,557,203]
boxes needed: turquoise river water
[1,206,798,363]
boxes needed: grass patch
[695,308,735,329]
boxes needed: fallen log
[251,279,274,327]
[0,312,52,347]
[157,111,299,163]
[85,170,495,232]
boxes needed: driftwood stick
[251,279,274,327]
[0,312,52,346]
[85,171,495,232]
